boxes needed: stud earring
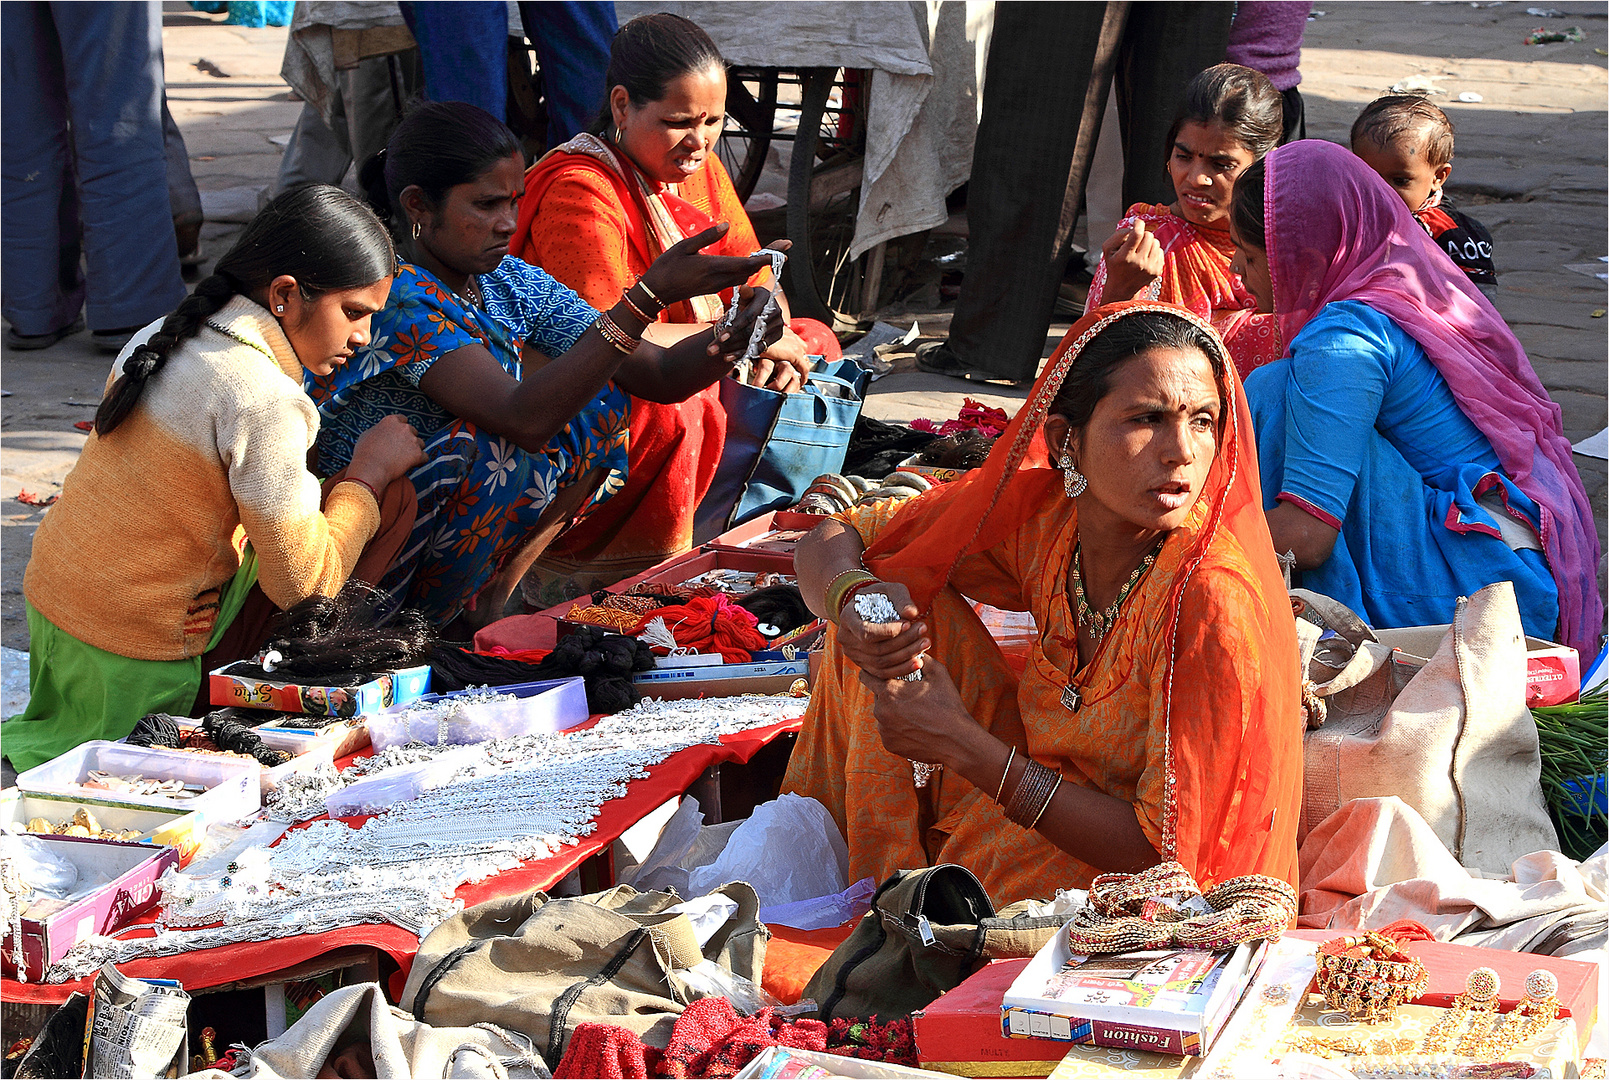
[275,305,284,314]
[411,220,421,240]
[1060,446,1087,498]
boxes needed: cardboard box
[915,960,1103,1078]
[1374,625,1580,707]
[1002,930,1261,1057]
[2,834,178,981]
[0,791,207,867]
[16,740,260,821]
[208,662,432,716]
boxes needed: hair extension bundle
[528,626,657,713]
[424,645,554,694]
[218,583,437,685]
[733,585,813,637]
[200,714,291,767]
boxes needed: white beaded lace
[41,694,807,982]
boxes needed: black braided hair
[218,582,437,685]
[94,184,394,435]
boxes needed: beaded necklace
[206,320,277,363]
[1070,537,1163,644]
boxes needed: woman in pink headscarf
[1228,140,1601,659]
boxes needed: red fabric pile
[628,593,767,663]
[909,397,1011,439]
[555,997,827,1079]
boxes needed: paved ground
[2,1,1604,653]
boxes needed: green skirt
[1,552,258,773]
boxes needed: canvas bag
[1297,580,1559,875]
[802,864,1066,1021]
[181,982,549,1079]
[399,882,768,1070]
[693,359,870,542]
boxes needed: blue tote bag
[692,357,871,543]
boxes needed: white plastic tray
[366,677,589,753]
[15,740,261,821]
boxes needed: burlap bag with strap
[803,864,1066,1021]
[400,882,767,1070]
[1297,580,1558,874]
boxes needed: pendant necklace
[1063,537,1164,712]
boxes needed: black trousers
[945,2,1233,381]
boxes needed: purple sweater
[1226,1,1311,90]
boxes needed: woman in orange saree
[512,14,839,606]
[1086,65,1284,380]
[784,302,1302,905]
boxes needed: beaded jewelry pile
[41,694,808,983]
[1314,931,1431,1023]
[1062,861,1296,955]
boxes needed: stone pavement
[2,1,1604,652]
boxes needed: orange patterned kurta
[783,491,1302,907]
[1087,203,1282,379]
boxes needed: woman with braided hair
[5,184,426,771]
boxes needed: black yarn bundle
[218,584,436,685]
[125,710,291,767]
[423,645,555,694]
[733,584,813,637]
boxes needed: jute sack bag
[803,864,1066,1021]
[400,882,767,1070]
[1297,580,1558,875]
[181,982,549,1079]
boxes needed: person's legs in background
[397,1,509,120]
[1280,85,1306,143]
[1113,2,1234,208]
[278,53,420,190]
[164,95,204,273]
[1,1,86,346]
[518,1,617,149]
[51,0,187,350]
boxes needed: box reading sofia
[1000,927,1263,1058]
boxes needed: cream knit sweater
[25,296,381,660]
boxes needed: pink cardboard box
[3,834,177,981]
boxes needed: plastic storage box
[15,741,260,821]
[0,790,208,867]
[366,677,589,753]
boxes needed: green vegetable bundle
[1531,683,1607,861]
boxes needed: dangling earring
[1060,445,1087,498]
[411,220,421,241]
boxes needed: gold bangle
[594,312,639,354]
[619,291,655,326]
[823,568,877,622]
[994,747,1016,804]
[1027,774,1061,830]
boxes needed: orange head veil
[863,302,1300,869]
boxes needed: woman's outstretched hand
[641,227,791,306]
[837,583,928,680]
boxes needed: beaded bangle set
[593,278,667,355]
[1315,931,1431,1023]
[1001,758,1061,830]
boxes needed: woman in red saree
[784,302,1302,904]
[513,14,839,606]
[1086,64,1283,379]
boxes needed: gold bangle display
[823,568,877,622]
[1003,759,1060,830]
[994,747,1016,804]
[594,312,639,354]
[1315,931,1430,1023]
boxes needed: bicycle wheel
[784,67,867,328]
[719,67,779,204]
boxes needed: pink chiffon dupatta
[1262,140,1602,660]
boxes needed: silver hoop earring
[411,220,421,241]
[1060,448,1087,498]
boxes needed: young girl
[5,185,425,771]
[1086,64,1284,378]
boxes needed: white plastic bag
[685,794,848,908]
